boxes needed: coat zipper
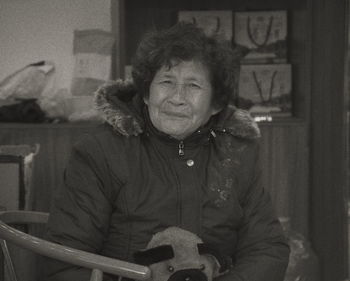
[178,141,185,156]
[176,140,185,225]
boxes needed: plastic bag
[71,29,115,96]
[67,95,101,122]
[66,29,114,122]
[38,88,71,122]
[280,217,320,281]
[0,61,55,101]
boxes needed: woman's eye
[188,83,201,89]
[160,80,173,85]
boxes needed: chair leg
[90,268,103,281]
[0,239,18,281]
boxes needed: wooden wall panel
[310,0,349,279]
[260,122,309,236]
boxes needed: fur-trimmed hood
[94,80,260,139]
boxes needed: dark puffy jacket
[45,81,290,281]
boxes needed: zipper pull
[178,141,185,156]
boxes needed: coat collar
[94,80,260,139]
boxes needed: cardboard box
[234,11,287,63]
[238,64,292,116]
[178,10,233,41]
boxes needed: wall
[0,0,111,93]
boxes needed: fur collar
[94,80,260,139]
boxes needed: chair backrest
[0,211,151,281]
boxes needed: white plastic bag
[0,61,55,101]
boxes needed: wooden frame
[310,0,349,280]
[111,0,125,79]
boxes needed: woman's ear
[143,96,149,105]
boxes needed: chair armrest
[0,211,151,281]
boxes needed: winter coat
[45,80,290,281]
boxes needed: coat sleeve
[216,142,290,281]
[44,135,118,281]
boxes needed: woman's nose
[170,83,187,103]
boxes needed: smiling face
[145,60,220,140]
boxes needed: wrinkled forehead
[154,59,212,82]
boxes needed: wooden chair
[0,210,151,281]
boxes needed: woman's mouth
[161,110,189,118]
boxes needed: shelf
[0,121,101,129]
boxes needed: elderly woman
[45,23,289,281]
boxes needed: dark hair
[131,22,240,110]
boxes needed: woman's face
[145,60,220,140]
